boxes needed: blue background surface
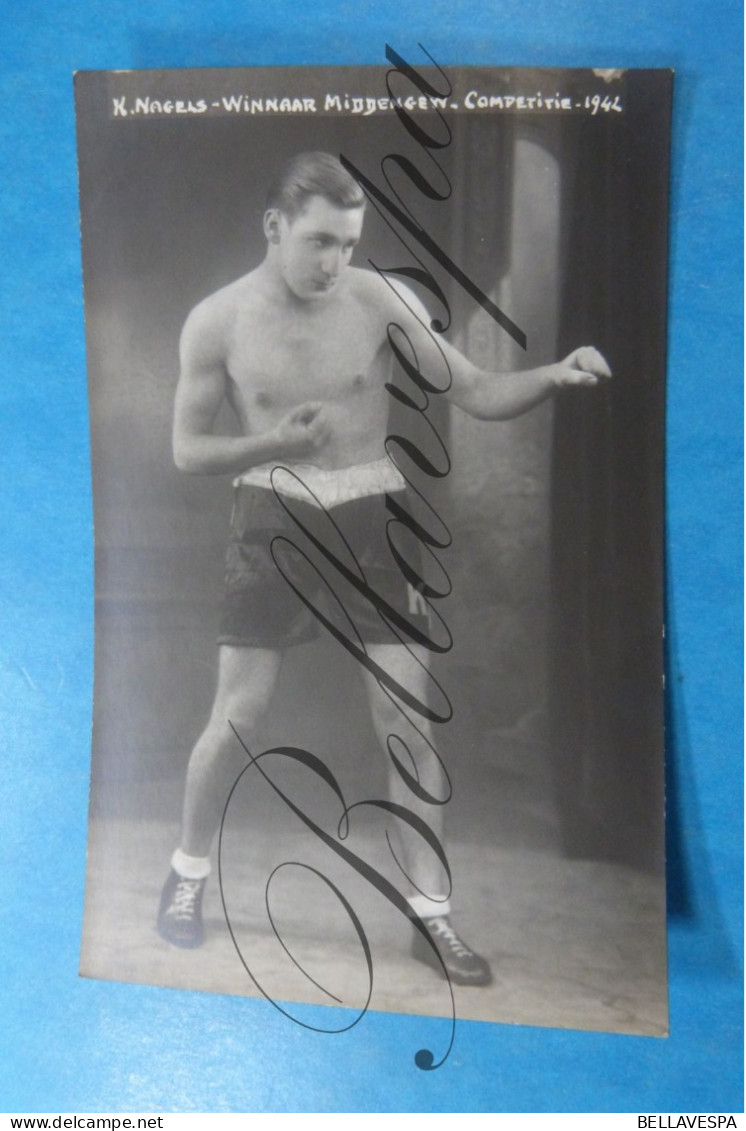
[0,0,742,1114]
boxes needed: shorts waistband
[233,458,406,509]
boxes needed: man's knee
[368,689,436,749]
[210,647,280,734]
[369,691,405,736]
[211,685,272,735]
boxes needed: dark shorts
[218,484,431,649]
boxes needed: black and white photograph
[75,61,671,1040]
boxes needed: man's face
[273,195,364,301]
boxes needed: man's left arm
[444,344,612,420]
[376,276,610,420]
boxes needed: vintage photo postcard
[75,58,671,1059]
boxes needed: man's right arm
[172,303,329,476]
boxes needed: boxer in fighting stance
[158,152,610,985]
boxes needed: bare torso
[175,204,606,485]
[215,267,392,470]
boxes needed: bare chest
[225,299,387,418]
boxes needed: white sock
[171,848,211,881]
[408,894,451,920]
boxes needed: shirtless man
[157,151,610,986]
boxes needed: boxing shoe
[412,915,493,986]
[157,868,206,948]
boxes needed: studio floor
[80,791,668,1038]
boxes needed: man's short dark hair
[266,152,366,220]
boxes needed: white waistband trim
[233,458,406,509]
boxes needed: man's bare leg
[158,645,283,946]
[361,642,492,986]
[361,643,448,897]
[181,646,283,855]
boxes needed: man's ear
[263,208,282,244]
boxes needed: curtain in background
[551,71,671,867]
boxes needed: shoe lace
[171,878,202,920]
[427,916,472,957]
